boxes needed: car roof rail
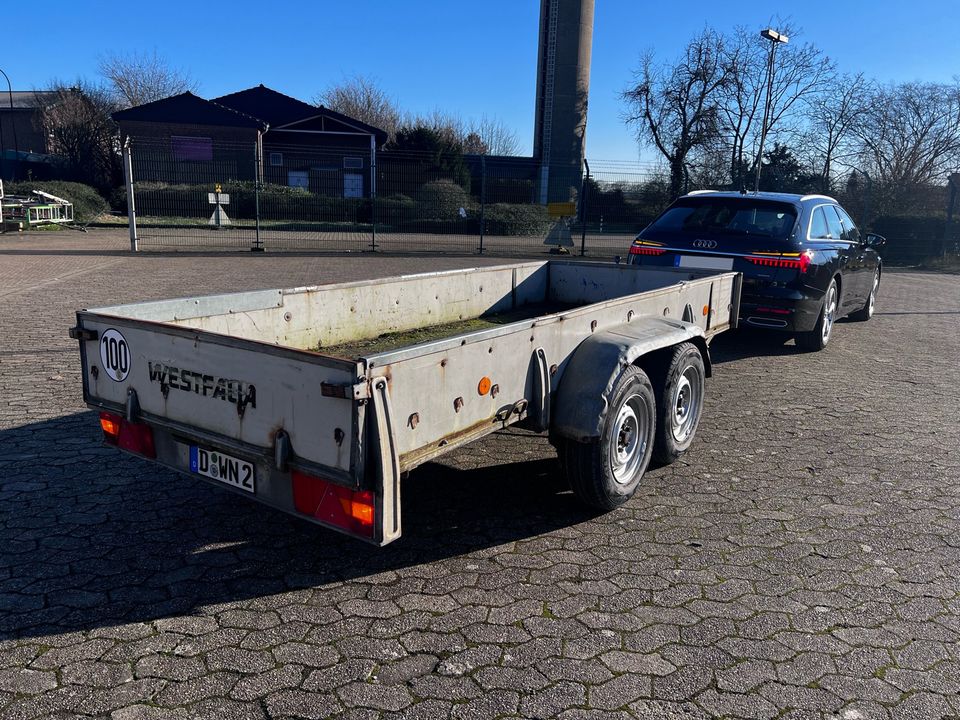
[686,190,717,196]
[800,194,838,203]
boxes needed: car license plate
[676,255,734,270]
[189,446,255,493]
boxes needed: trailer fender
[551,318,710,443]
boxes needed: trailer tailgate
[75,313,361,481]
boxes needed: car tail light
[747,250,814,273]
[291,470,375,538]
[99,411,156,458]
[629,245,666,256]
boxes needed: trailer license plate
[189,446,255,493]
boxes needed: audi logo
[692,239,718,249]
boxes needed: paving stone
[229,664,302,701]
[264,689,340,719]
[0,667,58,693]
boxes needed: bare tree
[718,23,834,189]
[718,26,767,189]
[317,75,402,141]
[465,115,522,156]
[799,73,869,192]
[622,29,733,197]
[99,51,196,108]
[760,27,835,156]
[855,81,960,188]
[40,81,121,189]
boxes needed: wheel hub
[670,368,701,443]
[610,395,647,485]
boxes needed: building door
[288,170,309,189]
[343,173,364,198]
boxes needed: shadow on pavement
[0,411,592,641]
[708,327,799,364]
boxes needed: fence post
[579,159,589,256]
[945,174,958,257]
[478,155,486,254]
[369,136,378,252]
[122,138,138,252]
[252,138,264,252]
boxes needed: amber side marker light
[477,376,492,395]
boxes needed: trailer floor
[319,302,574,358]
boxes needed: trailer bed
[72,260,741,545]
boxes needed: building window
[171,136,213,162]
[343,157,363,169]
[270,152,283,167]
[288,170,309,189]
[343,173,363,198]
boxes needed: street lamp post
[754,28,789,193]
[0,68,18,181]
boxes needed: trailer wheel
[559,365,656,510]
[653,343,706,465]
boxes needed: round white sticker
[99,328,131,382]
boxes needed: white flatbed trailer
[71,260,741,545]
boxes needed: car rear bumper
[740,288,823,333]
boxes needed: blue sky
[3,1,959,161]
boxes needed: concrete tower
[533,0,594,204]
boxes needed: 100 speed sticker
[99,329,131,382]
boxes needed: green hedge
[482,203,552,236]
[6,181,108,223]
[122,181,557,236]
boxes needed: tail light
[747,250,814,273]
[99,411,156,458]
[629,245,667,256]
[291,470,375,538]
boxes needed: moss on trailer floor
[320,303,569,358]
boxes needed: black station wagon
[627,191,885,351]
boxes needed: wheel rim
[671,365,702,444]
[609,393,648,485]
[822,283,838,343]
[868,271,879,316]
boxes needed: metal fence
[122,136,959,265]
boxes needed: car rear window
[650,198,798,239]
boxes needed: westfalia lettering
[148,363,256,409]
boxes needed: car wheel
[850,268,880,321]
[652,343,705,465]
[558,365,656,511]
[796,278,838,352]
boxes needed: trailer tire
[652,343,705,465]
[559,365,656,510]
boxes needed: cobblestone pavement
[1,230,959,719]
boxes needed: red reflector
[117,421,156,458]
[756,306,791,315]
[629,245,666,256]
[291,470,375,538]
